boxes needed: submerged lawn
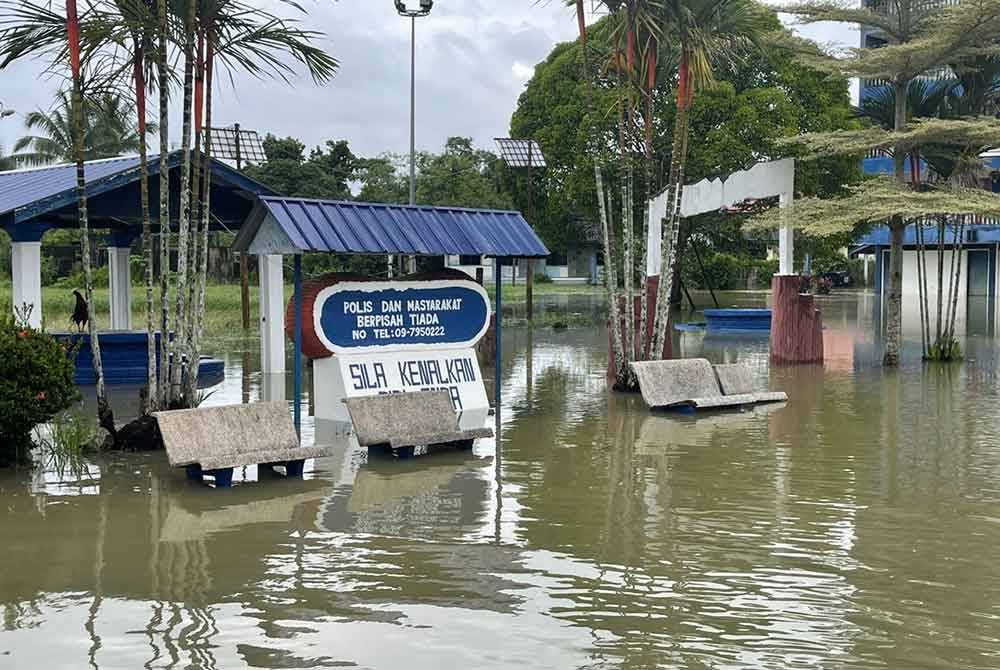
[0,280,604,339]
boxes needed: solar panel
[494,138,546,168]
[206,126,267,164]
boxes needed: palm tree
[12,90,155,166]
[99,0,159,410]
[649,0,768,361]
[571,0,626,385]
[65,0,117,441]
[181,1,338,404]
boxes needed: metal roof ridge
[0,154,140,176]
[257,195,523,216]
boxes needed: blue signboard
[313,280,492,354]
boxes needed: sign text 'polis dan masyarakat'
[311,279,492,427]
[313,280,491,354]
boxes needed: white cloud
[0,0,858,159]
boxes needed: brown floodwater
[2,290,1000,669]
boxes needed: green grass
[0,280,605,340]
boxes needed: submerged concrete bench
[630,359,787,411]
[345,390,493,457]
[154,402,333,487]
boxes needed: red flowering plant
[0,308,79,465]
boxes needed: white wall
[887,249,983,336]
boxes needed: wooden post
[770,274,823,364]
[526,259,534,322]
[475,266,484,285]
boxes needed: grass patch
[0,281,605,338]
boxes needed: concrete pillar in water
[107,244,132,330]
[259,254,286,375]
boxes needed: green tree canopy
[509,11,860,255]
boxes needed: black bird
[71,290,89,333]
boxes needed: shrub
[534,273,553,284]
[0,313,79,465]
[51,264,109,290]
[685,252,744,290]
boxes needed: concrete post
[778,193,794,275]
[259,253,285,375]
[108,246,132,330]
[11,241,42,329]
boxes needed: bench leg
[285,459,305,477]
[185,464,203,482]
[209,467,234,488]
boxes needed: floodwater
[3,290,1000,669]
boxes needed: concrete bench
[630,359,787,411]
[345,390,493,457]
[154,402,333,487]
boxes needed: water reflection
[4,291,1000,668]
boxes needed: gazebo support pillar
[4,223,50,329]
[11,240,43,329]
[107,230,136,331]
[259,254,286,375]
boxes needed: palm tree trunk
[67,0,115,439]
[187,31,215,403]
[170,0,197,406]
[186,31,205,358]
[157,0,170,410]
[884,77,909,366]
[652,51,692,360]
[944,217,965,354]
[914,219,928,357]
[617,49,634,377]
[135,42,156,413]
[575,0,625,384]
[936,215,945,346]
[637,38,656,361]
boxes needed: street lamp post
[395,0,432,275]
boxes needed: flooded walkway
[2,291,1000,668]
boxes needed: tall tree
[649,0,769,365]
[12,89,155,166]
[775,0,1000,364]
[65,0,116,440]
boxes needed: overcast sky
[0,0,857,160]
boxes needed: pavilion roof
[234,197,550,259]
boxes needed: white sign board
[314,348,490,429]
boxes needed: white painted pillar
[259,254,286,375]
[11,241,42,329]
[778,192,794,275]
[108,246,132,330]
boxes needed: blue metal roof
[0,156,140,217]
[851,223,1000,255]
[236,197,550,258]
[0,152,272,226]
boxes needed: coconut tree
[12,89,155,165]
[649,0,769,362]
